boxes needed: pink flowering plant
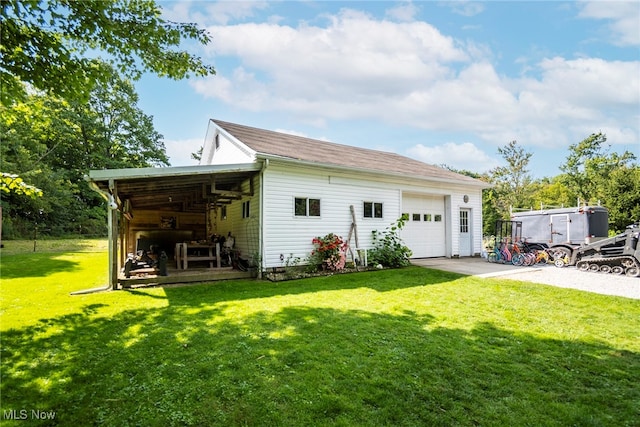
[309,233,347,271]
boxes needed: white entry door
[459,209,472,256]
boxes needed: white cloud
[578,1,640,46]
[163,1,269,26]
[443,1,485,17]
[187,5,638,154]
[385,1,420,22]
[164,138,204,167]
[406,142,499,173]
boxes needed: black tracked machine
[562,223,640,277]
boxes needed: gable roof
[212,119,489,187]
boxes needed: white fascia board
[88,163,262,182]
[256,154,491,189]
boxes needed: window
[221,205,227,220]
[363,202,383,218]
[460,210,469,233]
[242,201,250,218]
[295,197,321,217]
[424,214,432,222]
[434,214,442,222]
[412,213,421,221]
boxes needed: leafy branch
[1,172,43,198]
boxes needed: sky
[135,0,640,179]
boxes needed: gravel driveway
[412,257,640,300]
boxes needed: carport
[87,163,262,289]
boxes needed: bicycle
[487,237,503,263]
[499,238,512,264]
[511,241,526,266]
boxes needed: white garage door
[401,194,446,258]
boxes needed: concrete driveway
[411,257,640,299]
[411,257,526,278]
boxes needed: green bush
[368,215,412,268]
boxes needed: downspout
[259,159,269,278]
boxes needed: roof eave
[257,154,491,189]
[87,163,263,182]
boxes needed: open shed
[88,163,263,288]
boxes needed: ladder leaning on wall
[346,205,367,269]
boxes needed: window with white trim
[294,197,321,217]
[460,210,469,233]
[242,200,250,218]
[363,202,383,218]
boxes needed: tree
[1,0,215,106]
[603,165,640,233]
[0,70,169,238]
[0,173,42,198]
[559,132,636,204]
[73,66,170,170]
[488,141,534,222]
[528,177,575,210]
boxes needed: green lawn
[1,240,639,426]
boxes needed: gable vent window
[215,134,221,150]
[295,197,321,217]
[363,202,383,218]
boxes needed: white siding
[261,164,400,268]
[202,122,254,166]
[448,190,484,257]
[213,176,261,262]
[259,163,485,267]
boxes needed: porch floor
[118,265,255,289]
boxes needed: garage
[401,194,446,258]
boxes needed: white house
[89,119,489,288]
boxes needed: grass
[1,240,639,426]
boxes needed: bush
[308,233,347,271]
[368,215,412,268]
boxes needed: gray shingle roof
[213,119,488,186]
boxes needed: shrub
[368,215,412,268]
[308,233,347,271]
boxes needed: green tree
[603,165,640,233]
[488,141,534,224]
[0,71,169,238]
[1,0,215,106]
[0,173,42,198]
[559,132,636,204]
[528,177,575,210]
